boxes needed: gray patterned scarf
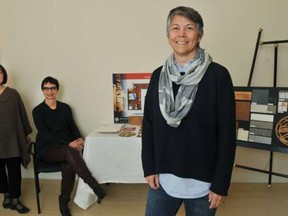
[159,48,212,127]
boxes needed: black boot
[59,195,72,216]
[85,176,107,204]
[3,193,11,209]
[9,198,30,214]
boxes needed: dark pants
[0,157,22,198]
[41,146,92,199]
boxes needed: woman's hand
[208,191,224,209]
[76,138,85,146]
[145,174,160,190]
[69,138,84,151]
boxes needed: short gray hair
[166,6,204,37]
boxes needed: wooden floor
[1,179,288,216]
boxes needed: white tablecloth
[74,131,146,209]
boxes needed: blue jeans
[145,185,217,216]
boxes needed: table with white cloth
[73,131,146,209]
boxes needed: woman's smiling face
[168,15,202,61]
[42,82,58,100]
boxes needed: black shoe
[2,193,11,209]
[92,184,107,204]
[59,195,72,216]
[9,199,30,214]
[60,206,72,216]
[85,176,107,204]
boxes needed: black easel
[235,28,288,186]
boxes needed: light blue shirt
[159,57,211,199]
[160,174,211,198]
[175,61,190,75]
[174,57,195,75]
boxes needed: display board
[113,73,151,124]
[235,87,288,153]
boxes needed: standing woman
[0,64,32,214]
[32,76,106,216]
[142,6,236,216]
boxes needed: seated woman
[32,76,106,216]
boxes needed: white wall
[1,0,288,182]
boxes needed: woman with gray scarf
[0,64,32,214]
[142,6,236,216]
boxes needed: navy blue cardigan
[141,62,236,196]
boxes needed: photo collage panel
[113,73,151,124]
[235,87,288,148]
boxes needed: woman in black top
[141,6,236,216]
[33,76,106,216]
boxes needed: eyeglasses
[43,87,57,91]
